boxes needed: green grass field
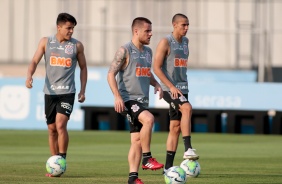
[0,130,281,184]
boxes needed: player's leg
[55,113,69,159]
[128,132,143,184]
[138,110,164,170]
[137,110,153,153]
[179,102,199,160]
[164,119,181,172]
[167,120,181,151]
[45,94,61,177]
[55,93,75,159]
[47,123,59,155]
[45,94,59,156]
[162,91,181,172]
[179,102,192,138]
[124,101,163,171]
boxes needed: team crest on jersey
[183,44,188,55]
[65,44,74,55]
[145,51,152,64]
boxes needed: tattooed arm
[107,46,128,113]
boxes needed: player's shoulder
[163,34,174,44]
[37,37,49,47]
[69,37,80,45]
[42,36,57,45]
[122,42,132,54]
[41,37,49,43]
[113,45,128,59]
[70,38,84,51]
[123,42,131,49]
[157,36,170,49]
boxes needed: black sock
[165,151,176,170]
[59,153,67,159]
[128,172,138,183]
[183,136,192,151]
[142,152,152,165]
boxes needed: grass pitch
[0,130,281,184]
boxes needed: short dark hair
[172,13,188,23]
[131,17,152,31]
[56,13,77,26]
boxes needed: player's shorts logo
[126,114,132,124]
[179,95,187,102]
[171,102,176,109]
[131,104,140,113]
[61,102,72,111]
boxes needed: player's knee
[131,137,141,146]
[56,127,67,135]
[170,124,181,135]
[141,114,154,127]
[48,127,58,137]
[135,140,141,148]
[180,103,192,114]
[55,121,67,131]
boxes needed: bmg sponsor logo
[0,85,30,119]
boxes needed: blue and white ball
[180,159,201,178]
[164,166,187,184]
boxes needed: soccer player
[107,17,164,184]
[25,13,87,177]
[153,13,199,173]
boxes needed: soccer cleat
[45,173,61,177]
[183,148,199,160]
[162,168,168,175]
[142,158,164,170]
[128,178,144,184]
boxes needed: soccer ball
[164,166,187,184]
[180,159,201,178]
[46,155,67,176]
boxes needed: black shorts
[45,93,75,124]
[163,91,189,121]
[122,100,148,133]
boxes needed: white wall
[0,0,281,69]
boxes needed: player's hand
[169,86,182,99]
[154,84,163,99]
[25,78,33,88]
[78,93,85,103]
[114,96,125,113]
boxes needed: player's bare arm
[26,37,47,88]
[107,46,128,113]
[150,73,163,100]
[153,38,182,99]
[77,41,87,103]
